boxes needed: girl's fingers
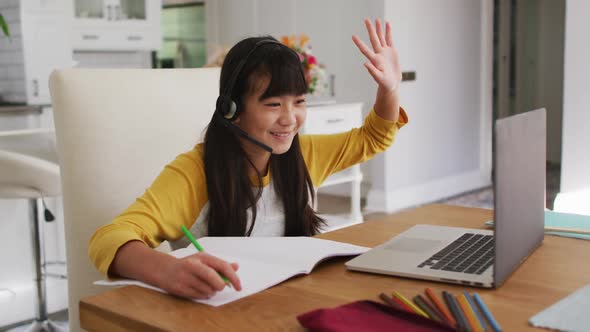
[385,21,393,47]
[167,268,215,299]
[375,18,387,48]
[352,35,376,61]
[188,258,227,291]
[201,254,242,291]
[182,263,218,294]
[364,18,381,51]
[364,61,383,83]
[186,281,215,299]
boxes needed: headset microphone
[216,112,273,153]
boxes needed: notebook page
[529,284,590,332]
[95,237,368,306]
[196,237,370,273]
[95,256,294,306]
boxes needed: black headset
[215,39,306,153]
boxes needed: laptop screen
[493,108,546,286]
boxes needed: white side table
[301,102,364,224]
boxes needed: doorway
[494,0,565,163]
[493,0,565,208]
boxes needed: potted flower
[280,34,329,97]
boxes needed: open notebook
[95,237,369,306]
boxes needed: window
[154,1,205,68]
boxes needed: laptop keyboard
[417,233,494,275]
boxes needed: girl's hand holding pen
[158,252,242,300]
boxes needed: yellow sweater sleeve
[88,145,209,277]
[300,107,408,187]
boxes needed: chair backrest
[49,68,220,331]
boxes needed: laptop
[346,108,546,288]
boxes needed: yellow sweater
[89,108,408,276]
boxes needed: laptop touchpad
[384,238,444,253]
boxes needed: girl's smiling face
[235,76,307,155]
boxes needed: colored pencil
[425,288,457,327]
[389,294,415,313]
[392,290,429,318]
[473,293,503,332]
[457,294,484,332]
[379,293,405,311]
[416,294,447,323]
[464,291,488,331]
[413,295,443,323]
[443,291,471,332]
[420,293,452,327]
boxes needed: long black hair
[204,36,325,236]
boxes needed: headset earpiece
[216,95,238,120]
[226,100,238,120]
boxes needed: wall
[366,0,493,212]
[206,0,382,112]
[561,0,590,193]
[0,1,26,102]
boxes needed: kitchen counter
[0,104,43,113]
[0,128,58,163]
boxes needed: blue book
[485,210,590,241]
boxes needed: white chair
[0,129,66,331]
[49,68,220,332]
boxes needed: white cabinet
[72,0,162,51]
[0,1,72,105]
[301,102,364,223]
[21,0,70,11]
[22,12,72,104]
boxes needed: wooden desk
[80,204,590,331]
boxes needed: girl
[88,18,407,300]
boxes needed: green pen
[180,225,232,288]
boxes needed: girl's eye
[265,102,281,107]
[296,99,306,105]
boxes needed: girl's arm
[298,18,406,186]
[110,240,242,299]
[89,147,242,299]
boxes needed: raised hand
[352,18,402,92]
